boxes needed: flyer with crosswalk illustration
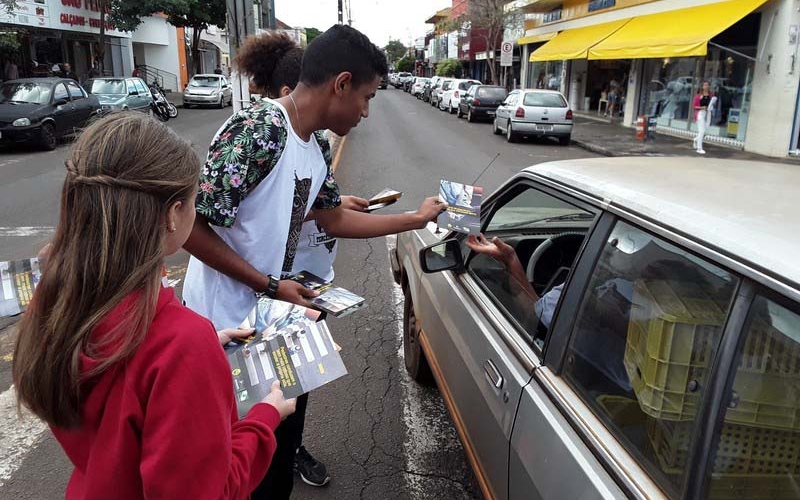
[226,299,348,418]
[0,258,41,318]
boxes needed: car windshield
[0,82,51,104]
[523,92,567,107]
[459,81,479,90]
[477,87,507,99]
[89,79,126,95]
[189,77,221,88]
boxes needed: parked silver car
[183,74,233,108]
[86,77,154,113]
[431,79,452,109]
[493,89,573,144]
[391,157,800,500]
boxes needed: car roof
[516,88,563,94]
[4,78,66,84]
[526,157,800,289]
[192,74,222,78]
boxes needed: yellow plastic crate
[624,279,800,430]
[648,418,800,477]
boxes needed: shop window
[588,0,615,12]
[707,296,800,500]
[527,61,563,90]
[543,7,562,23]
[563,220,739,498]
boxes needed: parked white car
[493,89,573,144]
[439,78,481,114]
[411,77,430,98]
[431,79,452,109]
[183,74,233,108]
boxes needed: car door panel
[416,266,532,500]
[509,371,629,500]
[52,83,77,135]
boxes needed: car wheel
[403,289,434,384]
[449,103,456,114]
[558,135,571,146]
[38,122,57,151]
[456,106,463,118]
[467,109,474,122]
[217,96,224,109]
[493,117,502,135]
[506,120,516,143]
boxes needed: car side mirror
[419,239,464,274]
[53,98,68,106]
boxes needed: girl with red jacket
[12,112,295,500]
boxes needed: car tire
[403,290,434,385]
[467,109,474,122]
[449,103,456,114]
[217,96,224,109]
[493,117,502,135]
[506,120,516,143]
[558,135,571,146]
[38,122,57,151]
[456,106,463,118]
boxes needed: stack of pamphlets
[0,258,41,318]
[227,299,348,418]
[366,189,402,212]
[437,180,483,234]
[288,270,366,318]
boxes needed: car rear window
[523,92,567,107]
[477,87,507,99]
[458,81,479,90]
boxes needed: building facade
[513,0,799,158]
[0,0,133,82]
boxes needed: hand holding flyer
[437,180,483,235]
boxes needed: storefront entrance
[585,59,630,117]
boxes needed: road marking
[0,385,47,486]
[0,227,55,238]
[386,235,474,500]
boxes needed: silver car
[86,77,154,113]
[493,89,573,144]
[183,74,233,108]
[391,157,800,500]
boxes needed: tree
[459,0,520,85]
[384,39,407,66]
[396,55,414,73]
[305,27,322,44]
[112,0,226,74]
[435,58,461,77]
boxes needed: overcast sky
[274,0,452,48]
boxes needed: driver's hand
[467,234,516,267]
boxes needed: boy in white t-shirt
[182,26,446,500]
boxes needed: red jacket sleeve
[137,317,281,499]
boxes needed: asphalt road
[0,88,598,499]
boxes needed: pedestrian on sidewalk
[12,113,296,500]
[182,25,446,500]
[692,81,717,155]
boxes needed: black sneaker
[294,446,330,487]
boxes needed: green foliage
[305,27,322,44]
[0,30,20,53]
[436,58,461,77]
[384,39,407,65]
[396,55,414,73]
[111,0,225,34]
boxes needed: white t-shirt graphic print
[184,99,341,329]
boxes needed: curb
[572,138,615,157]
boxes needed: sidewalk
[572,114,798,164]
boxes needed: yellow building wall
[524,0,658,30]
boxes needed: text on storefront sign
[588,0,615,12]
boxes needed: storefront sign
[49,0,129,37]
[0,0,50,28]
[588,0,615,13]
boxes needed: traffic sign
[500,42,513,67]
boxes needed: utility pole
[226,0,257,112]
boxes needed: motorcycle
[149,81,178,121]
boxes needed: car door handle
[484,359,504,389]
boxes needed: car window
[0,82,52,104]
[459,81,479,91]
[478,87,507,99]
[523,92,567,107]
[133,80,148,94]
[67,82,85,100]
[705,295,800,499]
[442,81,452,91]
[189,76,221,87]
[467,184,596,349]
[126,79,138,94]
[89,79,125,95]
[504,93,518,106]
[53,83,69,101]
[562,220,739,498]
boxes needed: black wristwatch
[255,275,280,299]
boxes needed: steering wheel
[525,232,585,293]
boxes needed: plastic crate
[624,279,800,430]
[648,418,800,477]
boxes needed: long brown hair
[13,113,200,428]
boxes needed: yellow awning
[588,0,768,60]
[530,19,630,62]
[518,32,557,45]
